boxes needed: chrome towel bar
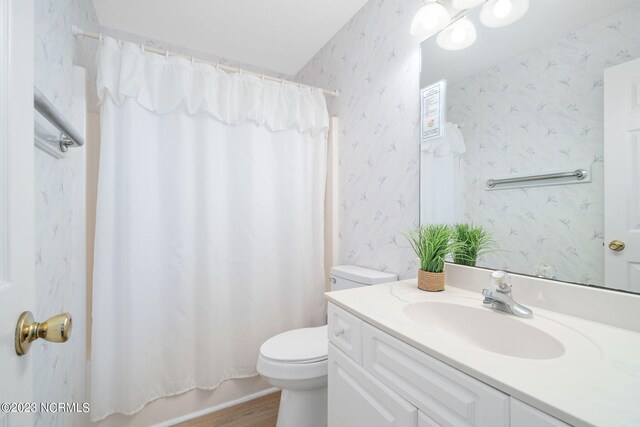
[34,87,84,152]
[486,169,588,189]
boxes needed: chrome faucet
[482,271,533,318]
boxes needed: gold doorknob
[15,311,72,356]
[608,240,626,252]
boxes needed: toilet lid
[260,325,328,364]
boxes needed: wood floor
[173,391,281,427]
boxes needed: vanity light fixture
[410,0,451,40]
[451,0,485,10]
[479,0,529,28]
[414,0,528,50]
[436,17,477,50]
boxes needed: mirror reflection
[419,0,640,293]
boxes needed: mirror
[419,0,640,293]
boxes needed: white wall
[296,0,424,280]
[446,3,640,284]
[35,0,101,115]
[34,1,99,426]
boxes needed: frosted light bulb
[493,0,513,18]
[451,27,467,43]
[410,1,451,39]
[479,0,528,28]
[436,17,476,50]
[422,15,440,31]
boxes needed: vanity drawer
[328,303,363,364]
[362,324,509,427]
[510,398,569,427]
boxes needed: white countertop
[325,280,640,427]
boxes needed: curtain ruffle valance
[96,37,329,135]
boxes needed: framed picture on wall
[420,80,446,143]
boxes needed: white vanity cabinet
[362,323,510,426]
[327,303,570,427]
[328,303,363,364]
[328,344,418,426]
[510,398,569,427]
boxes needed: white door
[0,0,36,426]
[328,344,418,427]
[604,57,640,292]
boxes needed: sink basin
[403,301,566,360]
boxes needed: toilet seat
[257,325,328,382]
[257,354,328,383]
[259,325,328,364]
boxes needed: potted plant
[452,223,495,267]
[405,224,457,292]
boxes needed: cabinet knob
[334,326,345,337]
[15,311,72,355]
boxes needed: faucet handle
[491,271,511,292]
[481,289,494,304]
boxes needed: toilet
[256,265,398,427]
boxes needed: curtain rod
[71,26,339,97]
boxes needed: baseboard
[150,387,279,427]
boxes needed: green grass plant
[452,223,495,266]
[405,224,458,273]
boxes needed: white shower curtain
[90,37,329,421]
[420,122,466,224]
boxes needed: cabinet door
[511,398,569,427]
[363,324,509,427]
[329,344,417,427]
[418,411,441,427]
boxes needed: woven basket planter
[417,269,445,292]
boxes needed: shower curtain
[90,37,329,421]
[421,122,466,224]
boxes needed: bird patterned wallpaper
[447,3,640,285]
[296,0,424,280]
[34,0,99,425]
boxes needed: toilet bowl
[257,325,328,427]
[256,265,398,427]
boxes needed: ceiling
[91,0,368,75]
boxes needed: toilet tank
[330,265,397,291]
